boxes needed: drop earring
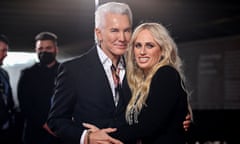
[160,55,164,61]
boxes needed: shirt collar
[97,45,125,69]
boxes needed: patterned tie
[111,64,121,106]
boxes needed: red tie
[111,64,121,106]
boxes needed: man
[47,2,191,144]
[17,32,60,144]
[0,34,17,143]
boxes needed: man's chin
[118,47,127,52]
[117,51,126,56]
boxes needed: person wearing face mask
[17,32,60,144]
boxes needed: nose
[140,47,146,55]
[119,32,126,41]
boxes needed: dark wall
[179,36,240,143]
[179,36,240,110]
[187,109,238,144]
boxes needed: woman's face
[133,29,162,74]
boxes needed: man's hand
[83,123,123,144]
[83,123,99,132]
[183,113,192,131]
[43,123,57,137]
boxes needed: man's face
[35,40,58,65]
[96,13,132,59]
[35,40,57,54]
[0,41,8,65]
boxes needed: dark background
[1,0,240,54]
[1,0,240,143]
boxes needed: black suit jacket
[17,62,60,144]
[111,66,188,144]
[0,67,14,129]
[47,46,131,144]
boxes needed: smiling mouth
[138,57,149,62]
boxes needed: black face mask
[38,51,56,66]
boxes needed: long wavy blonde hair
[125,22,191,124]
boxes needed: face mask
[38,51,56,65]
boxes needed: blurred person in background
[17,32,60,144]
[0,34,19,143]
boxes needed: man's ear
[95,28,102,41]
[55,46,59,54]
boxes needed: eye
[145,43,155,49]
[134,43,142,49]
[37,47,43,51]
[124,28,132,33]
[46,46,54,50]
[110,28,118,32]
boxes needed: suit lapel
[84,47,116,107]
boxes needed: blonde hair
[125,22,191,124]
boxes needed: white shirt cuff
[80,130,88,144]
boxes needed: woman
[84,22,192,144]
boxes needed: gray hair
[94,2,133,44]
